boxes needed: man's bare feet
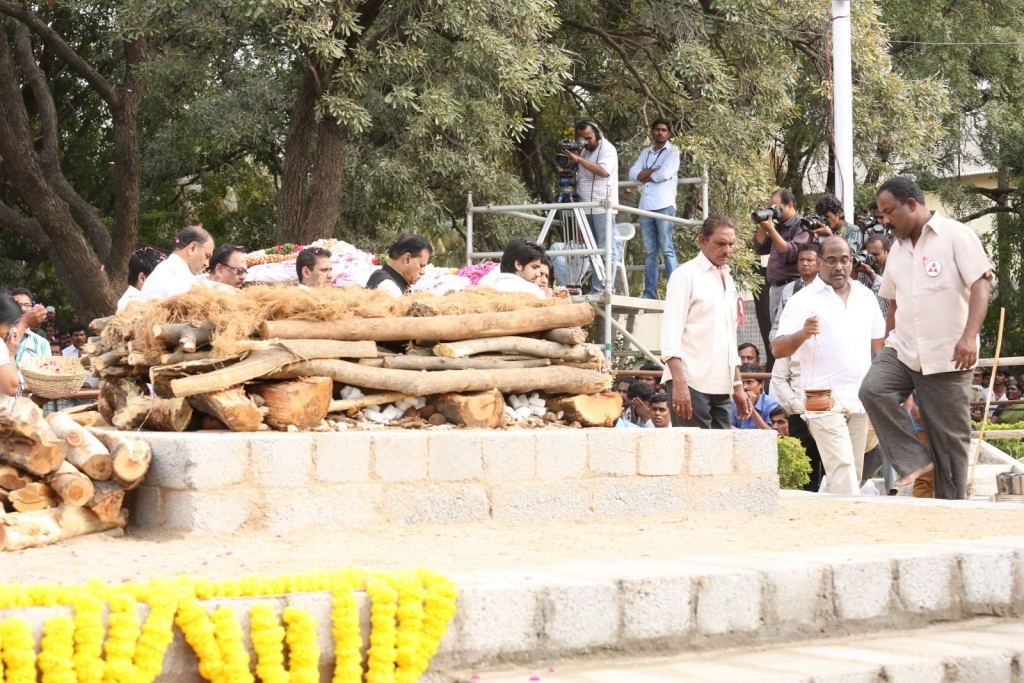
[892,462,934,489]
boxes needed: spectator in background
[816,193,863,253]
[118,246,167,311]
[997,381,1023,423]
[732,363,779,430]
[367,234,433,297]
[5,288,50,396]
[62,322,98,389]
[296,247,334,288]
[769,406,790,436]
[628,118,681,299]
[855,233,890,316]
[621,380,655,428]
[478,238,547,298]
[649,393,672,428]
[49,341,61,356]
[0,294,23,411]
[139,225,214,301]
[638,362,662,390]
[57,328,71,351]
[44,305,56,325]
[769,242,820,339]
[738,343,760,367]
[206,244,248,291]
[616,377,632,405]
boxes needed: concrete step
[450,617,1024,682]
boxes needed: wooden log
[45,412,113,480]
[268,359,612,396]
[86,428,153,489]
[159,340,376,398]
[89,316,112,334]
[126,350,164,366]
[148,354,244,398]
[379,356,552,371]
[249,377,332,430]
[0,398,68,476]
[0,465,32,491]
[259,302,595,342]
[328,392,412,413]
[431,390,505,428]
[0,505,121,551]
[548,392,623,427]
[541,327,588,345]
[91,350,127,372]
[8,482,61,512]
[433,337,602,363]
[187,386,264,432]
[68,411,109,428]
[152,321,214,352]
[86,481,125,526]
[45,461,95,507]
[160,349,215,365]
[112,395,194,432]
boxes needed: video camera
[554,139,584,168]
[552,139,584,201]
[751,204,783,223]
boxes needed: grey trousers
[666,380,733,429]
[859,347,972,499]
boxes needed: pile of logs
[84,299,623,432]
[0,398,152,551]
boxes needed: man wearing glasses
[772,237,885,495]
[207,244,248,291]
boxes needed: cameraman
[855,233,891,315]
[752,188,810,361]
[815,193,863,252]
[563,120,619,293]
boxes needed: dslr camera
[751,204,783,223]
[857,215,887,235]
[852,249,876,270]
[798,214,829,233]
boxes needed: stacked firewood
[0,398,152,551]
[84,294,622,432]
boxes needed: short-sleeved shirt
[576,139,618,215]
[0,342,14,412]
[733,392,780,429]
[777,277,885,414]
[878,213,992,375]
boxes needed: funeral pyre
[82,286,622,433]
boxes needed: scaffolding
[465,170,710,366]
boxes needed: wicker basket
[19,355,91,399]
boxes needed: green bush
[777,435,811,489]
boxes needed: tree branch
[958,204,1021,224]
[11,24,58,162]
[0,0,118,106]
[0,198,50,250]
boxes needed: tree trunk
[248,376,332,430]
[431,390,505,428]
[187,386,265,432]
[276,67,318,243]
[0,505,120,551]
[299,118,346,243]
[0,465,33,491]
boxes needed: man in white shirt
[296,247,334,288]
[117,246,167,311]
[773,237,885,494]
[628,118,681,299]
[564,120,618,293]
[478,238,547,299]
[660,214,751,429]
[139,226,214,302]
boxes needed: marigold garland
[0,569,458,683]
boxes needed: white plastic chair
[613,223,635,297]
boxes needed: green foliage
[777,435,812,490]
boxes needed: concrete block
[590,478,686,518]
[791,644,945,683]
[731,429,778,474]
[373,432,428,482]
[382,484,488,525]
[436,575,542,662]
[143,432,249,489]
[895,553,955,614]
[830,558,894,622]
[489,482,592,523]
[694,568,763,636]
[688,474,779,515]
[865,636,1014,683]
[764,561,831,628]
[127,486,163,529]
[249,434,313,487]
[620,572,694,642]
[541,578,620,651]
[959,549,1016,613]
[313,432,372,483]
[481,432,536,481]
[313,485,383,528]
[162,490,254,533]
[586,429,638,476]
[427,432,483,481]
[535,431,587,480]
[685,428,734,476]
[636,428,685,476]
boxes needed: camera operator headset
[563,119,619,292]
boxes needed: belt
[769,276,797,287]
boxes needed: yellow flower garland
[0,569,458,683]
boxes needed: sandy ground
[4,494,1024,585]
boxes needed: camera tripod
[536,202,607,290]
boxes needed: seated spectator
[139,226,215,301]
[997,381,1024,423]
[206,244,248,291]
[732,363,779,430]
[769,406,790,436]
[738,342,760,367]
[621,379,654,428]
[638,362,662,390]
[5,288,50,396]
[296,247,334,288]
[478,238,547,298]
[367,234,433,297]
[57,328,71,351]
[649,393,672,428]
[533,259,553,297]
[118,246,167,311]
[49,341,61,356]
[0,294,23,411]
[616,377,632,404]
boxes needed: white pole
[832,0,854,219]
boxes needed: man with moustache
[628,118,681,298]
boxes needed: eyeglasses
[823,256,852,267]
[17,301,33,309]
[223,266,248,277]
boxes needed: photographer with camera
[628,118,680,299]
[853,233,890,315]
[562,120,619,293]
[752,188,811,363]
[815,194,862,252]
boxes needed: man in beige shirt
[859,176,993,499]
[660,214,751,428]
